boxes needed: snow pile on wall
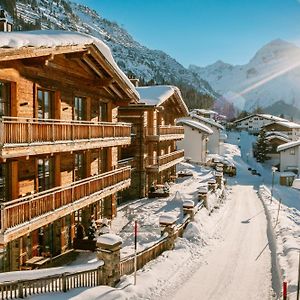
[292,178,300,190]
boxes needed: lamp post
[270,166,278,204]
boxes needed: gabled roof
[277,140,300,152]
[266,135,290,143]
[191,108,218,115]
[136,85,189,115]
[264,121,300,129]
[265,131,290,140]
[190,113,224,130]
[234,114,288,124]
[0,30,139,101]
[177,118,213,135]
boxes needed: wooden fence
[0,266,103,300]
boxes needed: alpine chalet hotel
[0,28,139,271]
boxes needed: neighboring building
[263,121,300,141]
[233,114,288,133]
[190,114,224,154]
[0,31,139,271]
[118,85,188,199]
[176,119,213,163]
[266,134,290,163]
[191,108,218,120]
[277,140,300,173]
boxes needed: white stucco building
[190,114,224,155]
[277,140,300,174]
[234,114,288,134]
[176,119,213,163]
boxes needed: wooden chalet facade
[0,31,139,271]
[118,86,188,199]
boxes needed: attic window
[290,148,295,155]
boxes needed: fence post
[183,200,195,222]
[18,282,24,298]
[159,215,177,250]
[62,273,67,292]
[198,186,208,209]
[96,234,122,287]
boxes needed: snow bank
[292,178,300,190]
[183,200,195,208]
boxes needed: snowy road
[172,162,272,299]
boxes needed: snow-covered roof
[234,114,288,124]
[277,140,300,152]
[136,85,188,114]
[192,108,218,115]
[266,135,290,143]
[190,113,224,130]
[0,30,139,99]
[177,118,213,135]
[274,121,300,129]
[265,131,290,140]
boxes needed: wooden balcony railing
[0,117,131,155]
[145,125,184,141]
[117,157,136,170]
[147,150,184,171]
[0,167,131,235]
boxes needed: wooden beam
[64,50,90,60]
[21,54,54,67]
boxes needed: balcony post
[0,120,3,146]
[0,204,5,233]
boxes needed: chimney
[128,75,139,87]
[0,10,13,32]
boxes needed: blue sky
[73,0,300,67]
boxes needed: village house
[176,119,213,163]
[263,121,300,141]
[277,140,300,174]
[0,30,139,271]
[118,85,188,199]
[233,114,288,134]
[191,108,218,120]
[265,133,291,163]
[189,113,224,154]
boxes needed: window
[290,148,295,155]
[0,164,8,202]
[0,81,10,117]
[37,158,54,192]
[99,102,108,122]
[74,153,85,181]
[74,97,86,121]
[37,89,54,119]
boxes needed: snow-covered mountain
[190,39,300,117]
[0,0,217,109]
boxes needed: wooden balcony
[146,125,184,141]
[0,167,131,243]
[146,150,184,173]
[0,117,132,159]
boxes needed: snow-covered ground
[28,135,279,300]
[9,130,299,299]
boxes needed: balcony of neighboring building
[0,166,131,243]
[146,149,184,173]
[0,117,132,159]
[145,125,184,142]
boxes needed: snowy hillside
[190,39,300,117]
[0,0,217,108]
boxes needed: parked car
[251,169,257,175]
[248,167,252,171]
[256,173,261,176]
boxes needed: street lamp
[270,166,278,204]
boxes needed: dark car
[248,167,252,171]
[256,173,261,176]
[251,169,257,175]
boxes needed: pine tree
[256,129,269,162]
